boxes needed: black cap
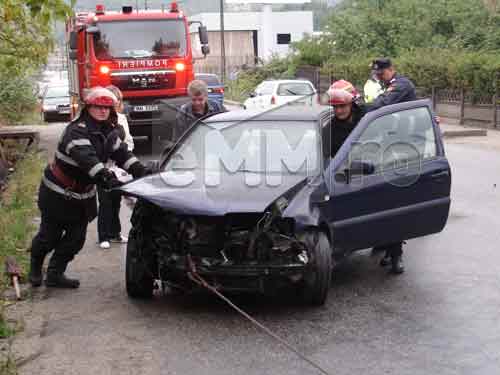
[372,58,392,72]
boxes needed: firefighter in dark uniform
[28,87,149,288]
[367,58,417,274]
[323,80,366,157]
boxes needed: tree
[0,0,72,70]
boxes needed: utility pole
[220,0,226,83]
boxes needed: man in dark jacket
[367,58,418,274]
[174,80,226,142]
[323,80,366,158]
[28,87,149,288]
[367,58,417,112]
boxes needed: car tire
[42,113,48,123]
[300,230,332,306]
[126,229,155,299]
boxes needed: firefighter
[28,87,149,288]
[324,80,366,157]
[367,58,417,274]
[173,80,227,142]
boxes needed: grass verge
[0,151,45,335]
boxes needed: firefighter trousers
[30,214,88,276]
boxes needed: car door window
[344,107,437,173]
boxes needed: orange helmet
[84,86,118,107]
[327,80,359,105]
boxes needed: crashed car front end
[130,194,320,294]
[122,111,332,304]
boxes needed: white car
[243,80,318,110]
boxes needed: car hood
[44,97,70,105]
[120,170,317,217]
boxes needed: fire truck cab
[66,2,209,140]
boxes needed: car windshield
[165,120,320,176]
[277,82,314,96]
[45,86,69,98]
[196,75,221,86]
[94,20,186,59]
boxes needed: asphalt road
[8,121,500,375]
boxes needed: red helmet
[327,80,359,105]
[84,86,118,107]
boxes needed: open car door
[324,99,451,252]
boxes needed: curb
[442,128,488,138]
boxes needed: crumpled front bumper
[162,255,308,293]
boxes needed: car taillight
[271,96,276,105]
[175,62,185,71]
[212,87,224,94]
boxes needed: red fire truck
[66,2,209,140]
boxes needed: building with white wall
[190,9,313,72]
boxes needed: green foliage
[0,0,72,124]
[288,0,500,95]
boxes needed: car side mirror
[201,44,210,56]
[249,92,256,98]
[69,31,78,50]
[198,25,209,45]
[335,161,375,184]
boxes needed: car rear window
[196,74,221,86]
[277,82,314,96]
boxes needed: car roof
[204,106,331,123]
[260,79,314,85]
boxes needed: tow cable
[186,254,332,375]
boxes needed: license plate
[58,108,70,114]
[133,105,159,112]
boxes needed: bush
[0,70,38,125]
[321,49,500,97]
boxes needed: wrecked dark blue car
[121,100,451,305]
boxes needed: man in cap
[28,86,150,288]
[367,58,417,274]
[324,80,366,157]
[367,58,416,112]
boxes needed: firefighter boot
[45,273,80,289]
[29,255,45,287]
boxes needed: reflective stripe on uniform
[55,150,79,166]
[112,138,121,151]
[42,176,96,200]
[65,139,92,154]
[88,162,105,178]
[123,156,139,170]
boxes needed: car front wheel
[300,230,333,306]
[126,229,155,299]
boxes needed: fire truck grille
[110,70,176,91]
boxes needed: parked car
[243,80,318,110]
[120,99,451,306]
[195,73,225,106]
[40,84,71,122]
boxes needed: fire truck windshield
[93,19,187,59]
